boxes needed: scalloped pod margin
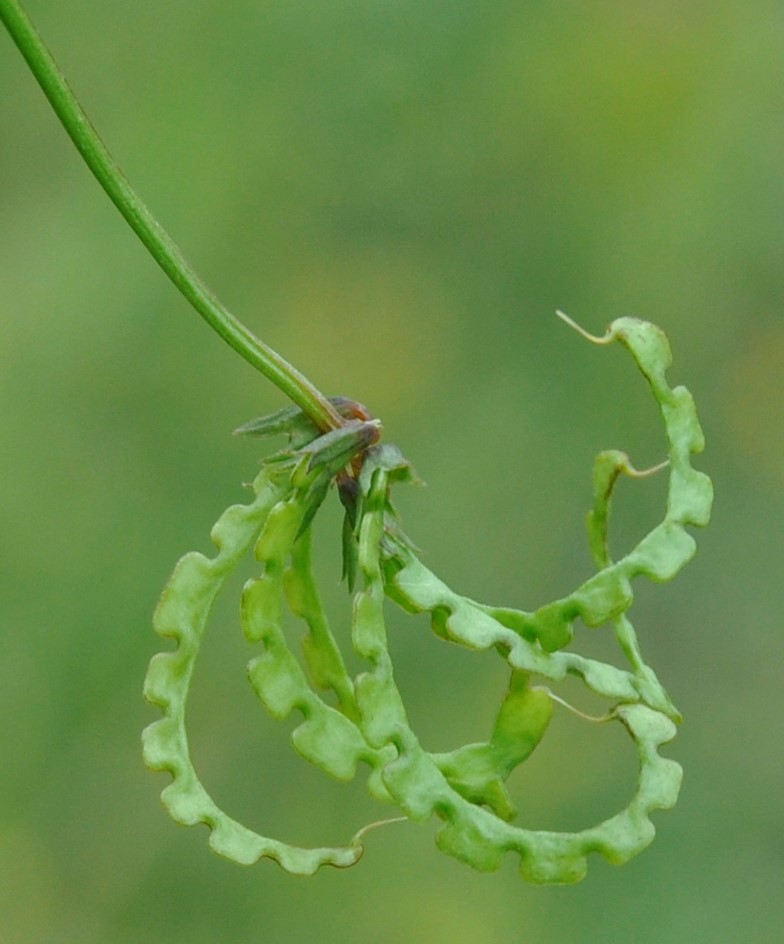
[142,466,361,872]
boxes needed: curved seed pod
[345,316,710,881]
[352,462,684,884]
[351,471,411,751]
[282,527,396,801]
[143,422,383,873]
[142,465,361,871]
[243,488,393,791]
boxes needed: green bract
[143,317,712,884]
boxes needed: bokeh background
[1,2,781,942]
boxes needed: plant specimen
[1,0,712,884]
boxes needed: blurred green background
[1,1,781,942]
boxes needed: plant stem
[0,0,344,433]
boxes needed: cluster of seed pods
[143,317,712,883]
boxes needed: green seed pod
[142,436,382,871]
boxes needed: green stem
[0,0,343,433]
